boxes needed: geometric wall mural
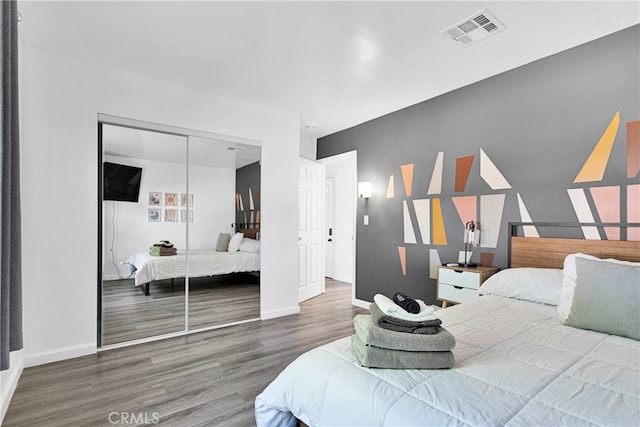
[567,188,600,239]
[398,246,407,276]
[479,194,505,248]
[401,164,414,197]
[455,155,474,192]
[432,198,447,246]
[429,248,441,279]
[480,148,512,190]
[574,110,620,183]
[628,184,640,241]
[387,113,639,276]
[628,120,640,179]
[589,186,620,240]
[413,199,431,245]
[403,200,417,244]
[428,151,444,195]
[387,175,395,198]
[516,193,539,238]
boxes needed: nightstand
[437,265,499,308]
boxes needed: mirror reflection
[100,123,261,346]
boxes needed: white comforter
[255,295,639,426]
[125,249,260,286]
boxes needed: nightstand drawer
[438,268,480,290]
[438,283,478,304]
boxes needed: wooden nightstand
[437,265,499,308]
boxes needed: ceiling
[17,1,640,139]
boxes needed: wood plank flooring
[102,274,260,345]
[4,279,366,427]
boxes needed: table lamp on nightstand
[459,220,477,268]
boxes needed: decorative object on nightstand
[459,220,478,267]
[437,265,498,308]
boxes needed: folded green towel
[354,315,455,352]
[351,334,455,369]
[369,302,442,334]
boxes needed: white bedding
[125,249,260,286]
[255,295,640,426]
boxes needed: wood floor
[102,274,260,345]
[4,279,366,427]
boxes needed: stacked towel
[351,293,455,369]
[149,241,177,256]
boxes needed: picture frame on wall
[181,193,194,207]
[165,209,178,222]
[181,209,193,223]
[149,191,162,205]
[148,208,161,222]
[165,192,177,206]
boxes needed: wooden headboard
[509,222,640,268]
[240,227,260,239]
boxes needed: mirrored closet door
[99,118,261,347]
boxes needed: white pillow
[227,232,244,252]
[239,237,260,253]
[479,267,563,305]
[558,253,640,320]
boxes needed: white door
[298,158,324,302]
[324,176,335,278]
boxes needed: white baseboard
[261,305,300,320]
[25,343,96,368]
[331,274,353,283]
[1,350,24,424]
[352,298,370,310]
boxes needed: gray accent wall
[317,25,640,305]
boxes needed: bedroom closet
[98,116,262,347]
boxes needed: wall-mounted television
[103,161,143,202]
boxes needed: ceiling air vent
[441,9,506,47]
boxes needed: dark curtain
[1,0,23,371]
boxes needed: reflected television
[103,161,143,202]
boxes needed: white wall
[102,155,235,280]
[20,45,300,366]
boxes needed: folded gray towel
[354,314,455,352]
[351,334,455,369]
[370,302,442,334]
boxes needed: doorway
[319,151,356,301]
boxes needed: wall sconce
[358,182,372,199]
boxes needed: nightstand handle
[453,286,464,290]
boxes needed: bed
[125,231,260,295]
[255,222,640,426]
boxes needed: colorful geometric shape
[516,193,539,238]
[455,156,474,192]
[413,199,431,245]
[429,249,441,279]
[386,175,395,198]
[249,188,255,211]
[452,196,477,227]
[401,164,414,197]
[574,111,620,183]
[432,198,447,245]
[403,201,417,244]
[398,246,407,276]
[628,120,640,179]
[480,148,511,190]
[567,188,600,239]
[428,152,444,195]
[239,194,244,211]
[235,193,240,211]
[628,185,640,241]
[590,186,620,240]
[480,194,505,248]
[480,252,495,267]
